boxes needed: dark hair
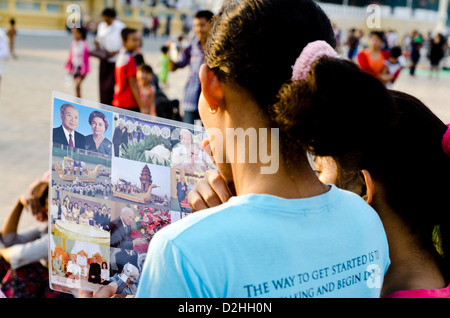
[121,28,138,42]
[390,46,402,59]
[161,45,169,54]
[204,0,336,113]
[276,53,450,282]
[9,18,15,26]
[271,57,395,164]
[375,91,450,283]
[138,64,154,75]
[102,8,117,18]
[88,111,109,131]
[370,31,385,41]
[195,10,214,21]
[74,27,87,40]
[33,182,49,210]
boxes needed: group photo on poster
[50,236,110,292]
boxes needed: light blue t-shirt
[136,185,390,298]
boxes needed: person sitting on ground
[0,172,73,298]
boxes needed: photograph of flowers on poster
[134,206,171,240]
[110,201,170,253]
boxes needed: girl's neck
[231,156,328,199]
[221,90,329,200]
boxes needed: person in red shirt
[357,31,391,85]
[112,28,145,113]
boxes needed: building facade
[0,0,446,35]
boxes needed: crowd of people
[61,5,450,129]
[49,195,111,231]
[341,27,449,84]
[52,180,113,201]
[64,7,214,125]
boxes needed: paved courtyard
[0,31,449,232]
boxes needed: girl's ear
[361,169,374,205]
[199,64,225,112]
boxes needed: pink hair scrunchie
[442,124,450,156]
[291,40,339,81]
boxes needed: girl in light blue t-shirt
[131,0,392,299]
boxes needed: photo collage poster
[48,92,215,296]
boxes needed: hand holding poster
[48,92,214,295]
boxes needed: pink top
[65,40,90,76]
[384,284,450,298]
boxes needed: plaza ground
[0,31,449,232]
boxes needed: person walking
[94,8,125,105]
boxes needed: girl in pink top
[65,27,90,98]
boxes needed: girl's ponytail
[270,41,396,163]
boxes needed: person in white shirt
[94,8,126,105]
[60,201,68,222]
[66,254,81,280]
[50,198,59,223]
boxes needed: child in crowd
[112,28,145,113]
[137,64,156,116]
[65,27,90,98]
[381,46,403,88]
[158,45,170,90]
[6,18,17,59]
